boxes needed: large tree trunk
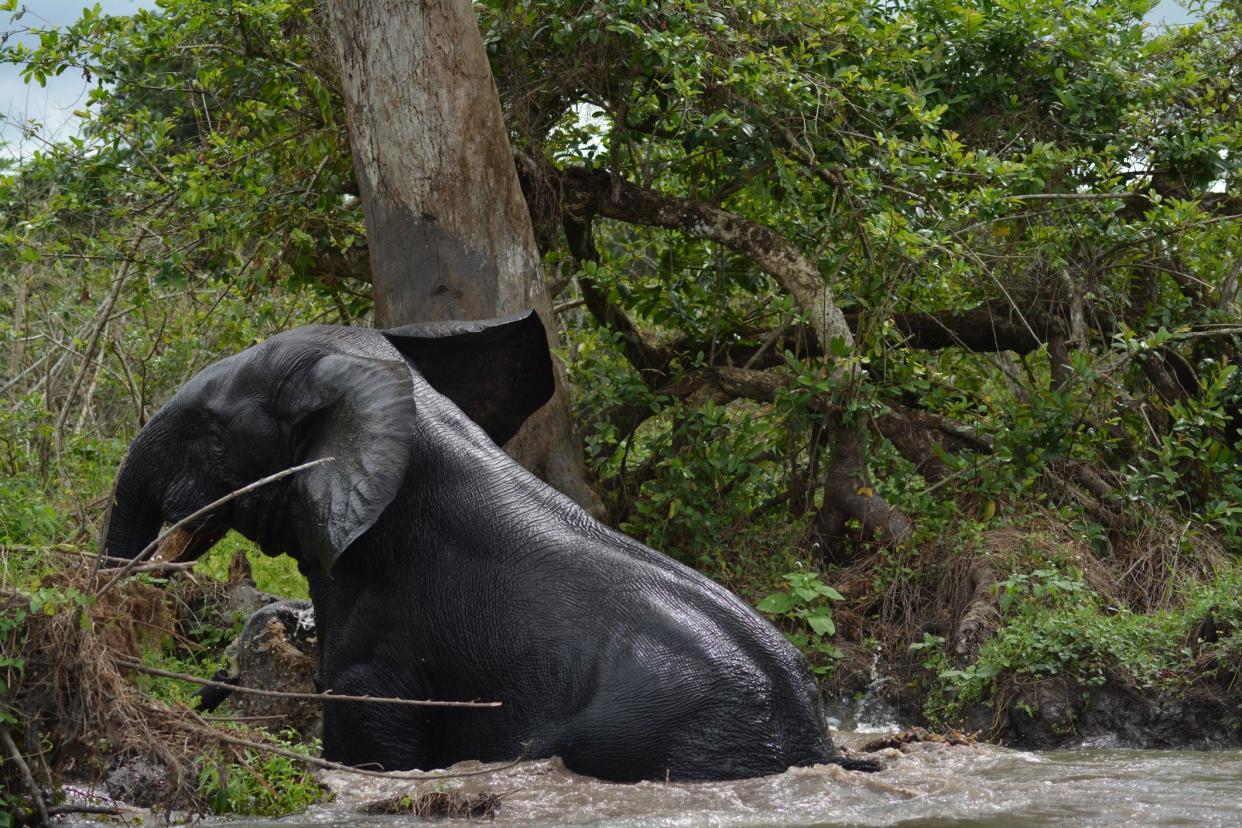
[325,0,603,516]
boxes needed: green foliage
[0,599,29,728]
[910,633,991,726]
[197,736,323,816]
[3,0,1238,555]
[1120,341,1242,543]
[196,533,310,600]
[625,400,781,553]
[529,0,1242,581]
[1,0,360,301]
[918,563,1242,727]
[0,475,65,546]
[135,611,242,707]
[758,568,845,671]
[994,567,1091,615]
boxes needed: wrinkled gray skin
[102,311,861,782]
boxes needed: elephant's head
[101,311,554,572]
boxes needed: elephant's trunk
[100,429,166,560]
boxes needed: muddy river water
[192,735,1242,827]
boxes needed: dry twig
[114,658,501,710]
[1,727,49,826]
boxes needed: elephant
[102,310,878,782]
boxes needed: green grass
[196,532,310,599]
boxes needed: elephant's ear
[278,351,417,573]
[381,310,554,446]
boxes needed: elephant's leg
[319,662,435,771]
[551,693,703,782]
[553,679,828,782]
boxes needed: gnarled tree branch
[559,166,856,352]
[555,167,919,551]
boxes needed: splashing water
[162,738,1242,828]
[825,647,903,735]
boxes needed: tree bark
[325,0,603,516]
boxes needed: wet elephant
[102,311,877,781]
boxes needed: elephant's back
[523,532,833,779]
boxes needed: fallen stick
[184,722,528,781]
[1,727,49,826]
[114,658,501,709]
[99,560,199,574]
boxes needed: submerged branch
[185,723,528,781]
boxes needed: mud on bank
[823,515,1242,750]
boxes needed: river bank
[4,526,1241,823]
[820,516,1242,753]
[52,742,1242,827]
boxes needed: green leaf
[819,586,845,602]
[757,592,795,614]
[807,615,836,636]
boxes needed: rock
[964,701,995,736]
[233,600,321,740]
[105,756,170,808]
[226,583,282,616]
[1080,685,1242,749]
[1007,677,1079,748]
[225,549,282,615]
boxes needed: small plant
[909,633,995,726]
[757,569,845,672]
[995,567,1089,613]
[196,736,323,816]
